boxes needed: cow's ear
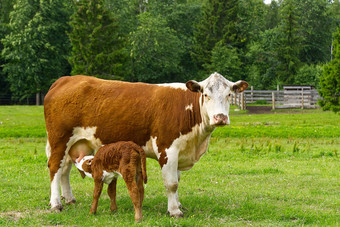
[232,81,249,93]
[186,80,203,93]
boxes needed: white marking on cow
[185,104,193,111]
[157,83,187,90]
[142,136,159,160]
[45,138,51,161]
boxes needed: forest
[0,0,339,111]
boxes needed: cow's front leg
[161,158,183,218]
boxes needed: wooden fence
[231,86,321,110]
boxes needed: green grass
[0,106,339,226]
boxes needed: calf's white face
[186,72,248,127]
[75,155,94,178]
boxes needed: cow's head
[186,72,248,127]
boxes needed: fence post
[241,92,244,110]
[272,92,275,110]
[234,93,237,106]
[251,86,254,103]
[301,88,304,109]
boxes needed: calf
[75,141,147,222]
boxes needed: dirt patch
[246,106,272,114]
[0,211,27,221]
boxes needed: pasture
[0,106,339,226]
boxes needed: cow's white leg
[176,170,182,208]
[60,157,76,204]
[50,168,63,211]
[161,157,183,218]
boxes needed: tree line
[0,0,339,111]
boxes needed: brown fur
[44,75,202,182]
[81,141,147,222]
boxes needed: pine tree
[192,0,246,77]
[69,0,126,79]
[2,0,72,102]
[275,0,302,84]
[319,28,340,113]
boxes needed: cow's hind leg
[47,138,70,211]
[60,157,76,204]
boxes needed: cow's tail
[135,145,147,185]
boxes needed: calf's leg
[124,176,142,222]
[90,178,104,214]
[107,178,118,212]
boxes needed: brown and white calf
[75,141,147,222]
[44,72,248,217]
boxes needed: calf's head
[75,155,94,178]
[186,72,248,127]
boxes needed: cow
[74,141,147,222]
[44,72,248,217]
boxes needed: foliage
[319,28,340,113]
[129,12,185,82]
[1,0,340,99]
[192,0,246,77]
[68,0,127,79]
[207,41,242,81]
[294,64,322,88]
[0,0,14,97]
[297,0,332,64]
[1,0,72,101]
[275,0,302,84]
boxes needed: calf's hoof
[135,217,142,223]
[50,204,63,212]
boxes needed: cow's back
[44,76,202,152]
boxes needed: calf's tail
[135,145,147,185]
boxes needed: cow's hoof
[169,210,184,218]
[51,204,63,212]
[66,198,76,205]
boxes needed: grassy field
[0,106,339,226]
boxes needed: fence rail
[231,87,321,110]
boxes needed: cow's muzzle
[213,113,229,126]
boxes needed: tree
[298,0,332,64]
[69,0,127,79]
[2,0,72,103]
[319,28,340,113]
[129,13,184,83]
[275,0,302,84]
[192,0,247,78]
[0,0,14,100]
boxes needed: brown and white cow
[44,72,248,217]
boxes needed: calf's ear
[186,80,203,93]
[232,81,249,93]
[77,169,86,179]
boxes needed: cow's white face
[186,72,248,127]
